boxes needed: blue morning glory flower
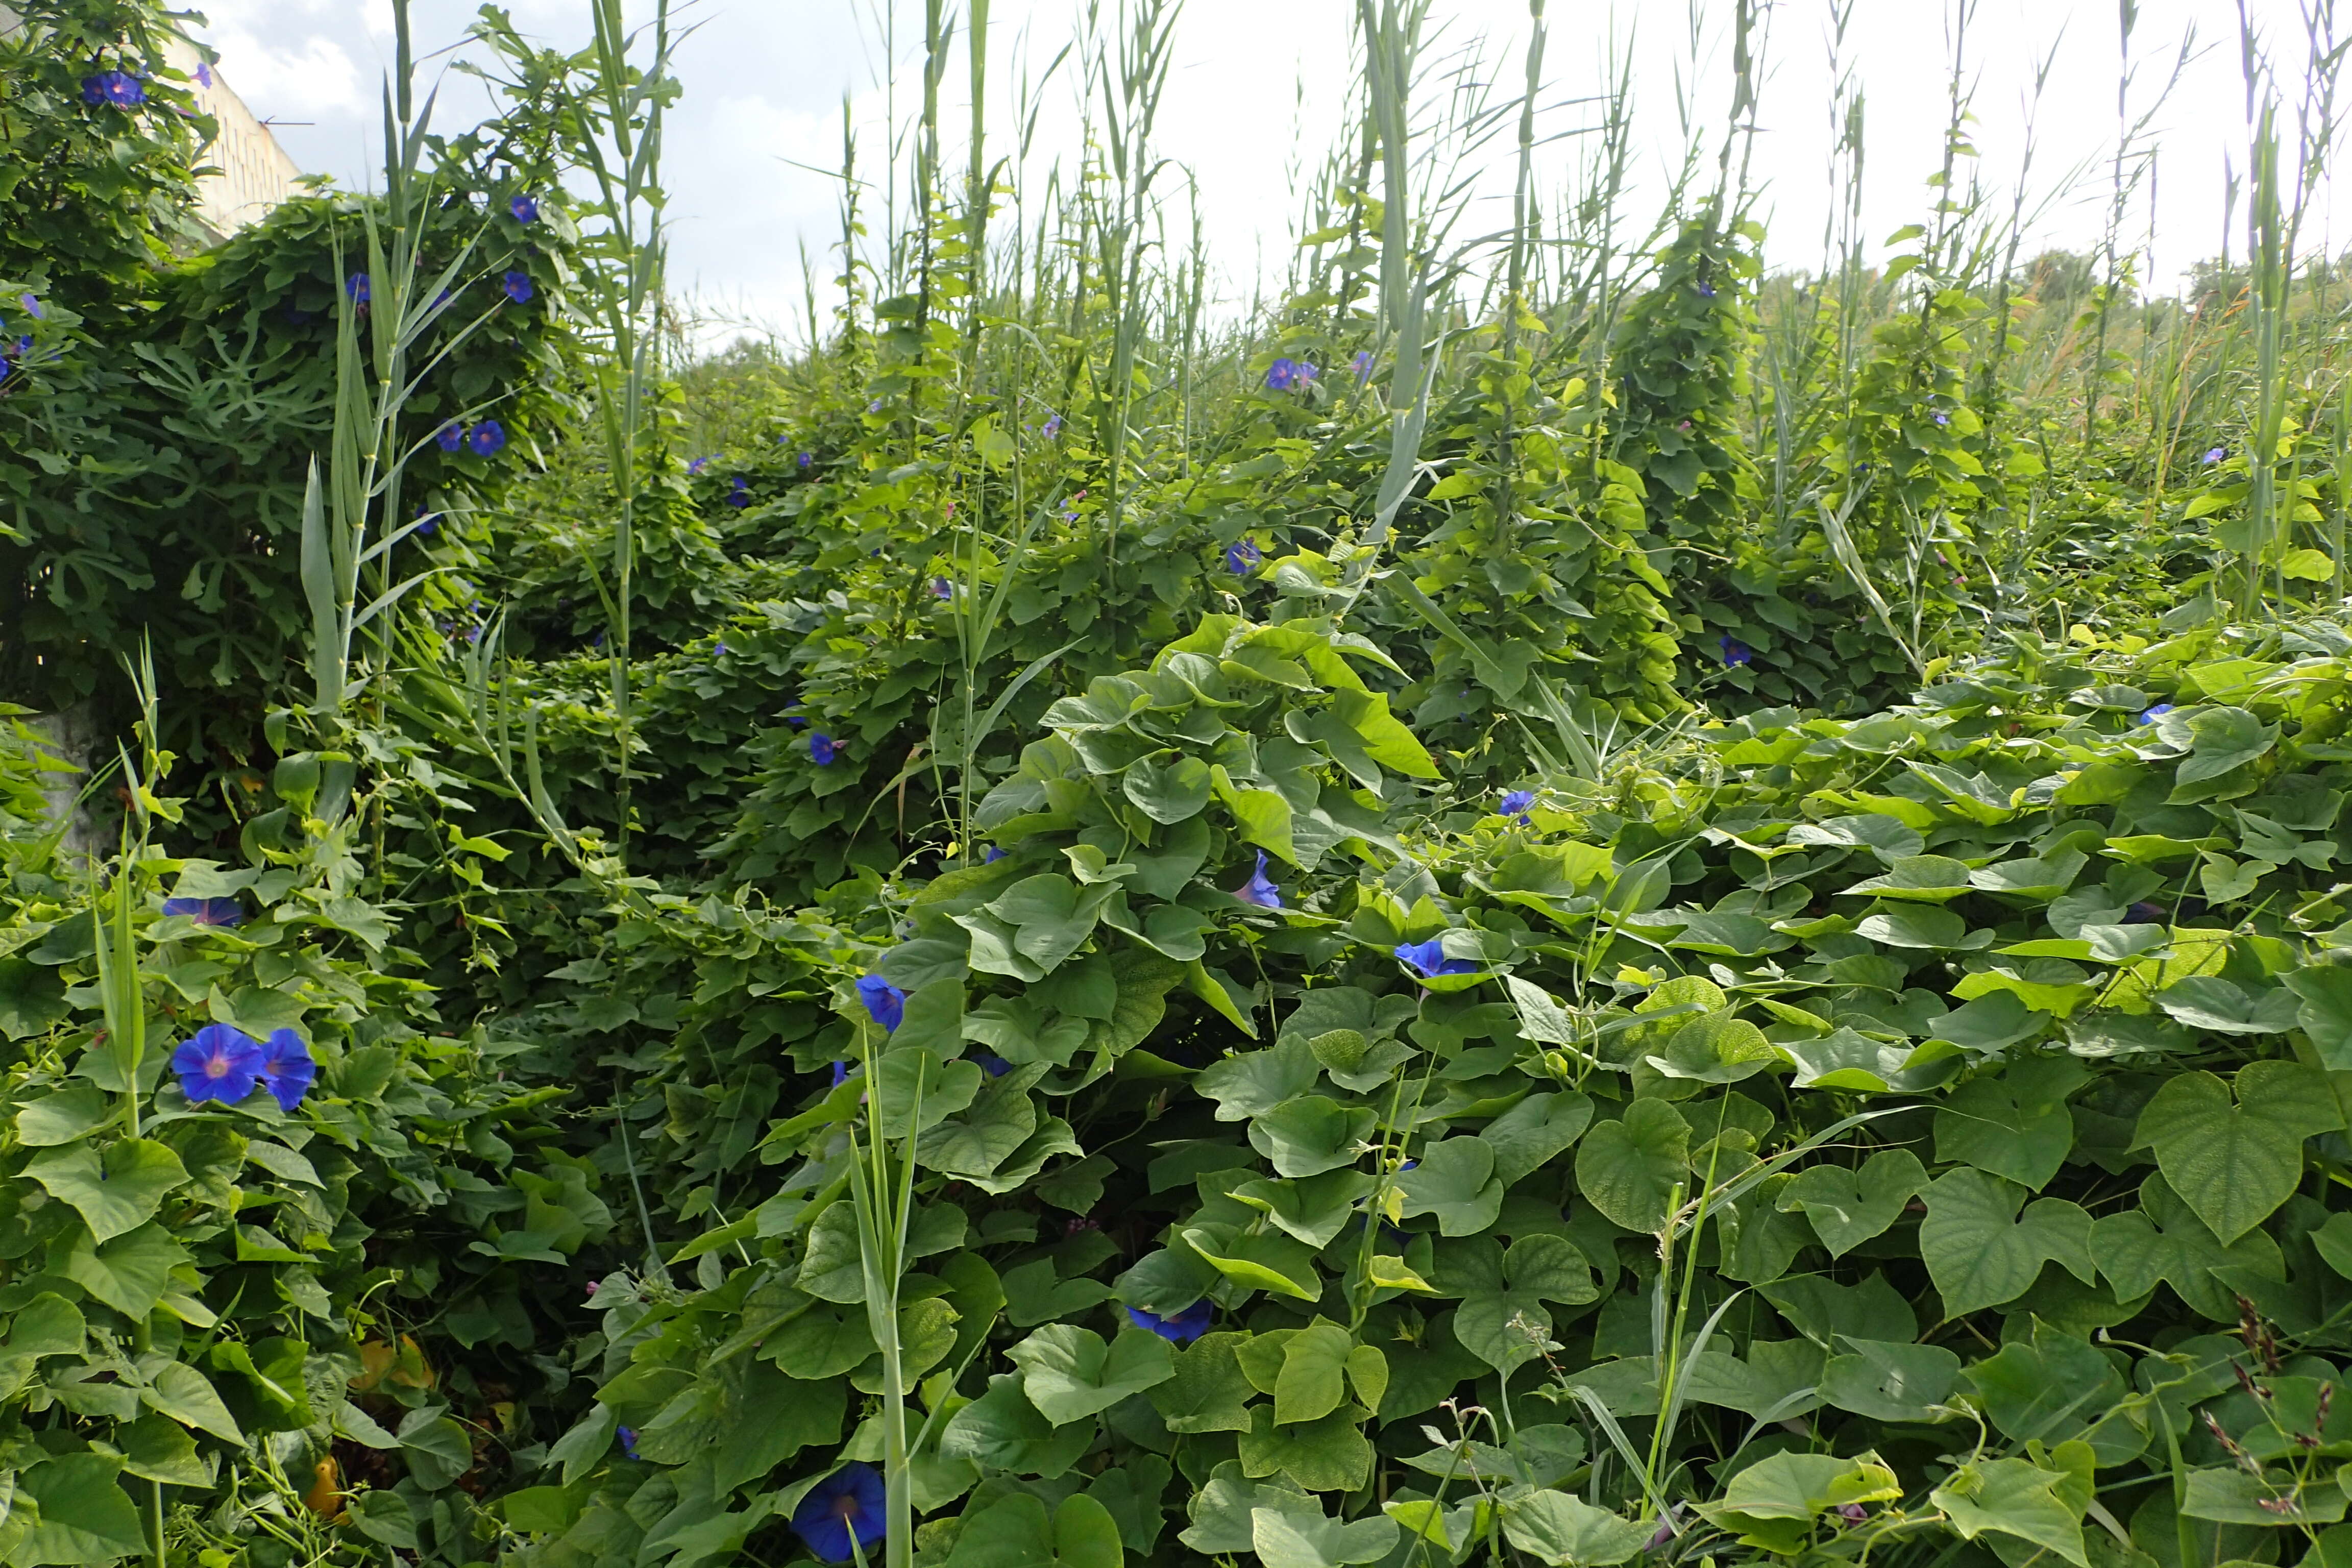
[2138,703,2174,726]
[856,974,905,1032]
[790,1461,886,1564]
[284,306,312,325]
[0,361,12,386]
[1041,411,1063,438]
[257,1029,315,1112]
[195,60,212,88]
[1718,636,1752,668]
[21,295,42,319]
[932,577,954,599]
[415,508,438,537]
[1394,939,1477,978]
[162,896,243,926]
[1233,850,1282,909]
[1352,350,1373,382]
[1224,539,1262,574]
[2202,446,2226,465]
[867,399,883,414]
[687,456,710,475]
[511,194,539,223]
[617,1426,639,1460]
[1266,357,1297,390]
[973,1054,1014,1076]
[1127,1300,1214,1343]
[726,476,751,507]
[346,273,370,306]
[1932,409,1950,427]
[984,846,1006,863]
[830,1060,850,1088]
[83,70,145,106]
[1697,281,1717,298]
[467,421,506,457]
[502,271,534,304]
[172,1023,266,1105]
[797,450,813,471]
[809,732,838,765]
[435,424,462,453]
[1500,789,1535,825]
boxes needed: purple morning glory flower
[2202,446,2227,465]
[867,399,883,414]
[617,1426,640,1460]
[1395,939,1477,978]
[830,1060,850,1087]
[435,424,462,453]
[171,1023,266,1105]
[83,70,145,106]
[687,456,710,475]
[1233,850,1282,910]
[1718,635,1752,668]
[415,509,438,538]
[257,1029,315,1112]
[809,732,838,765]
[1041,412,1063,438]
[984,846,1007,864]
[1127,1300,1214,1343]
[195,60,212,88]
[1932,410,1950,427]
[1266,357,1298,390]
[162,896,243,926]
[502,271,534,304]
[1353,350,1374,382]
[1224,539,1262,574]
[973,1054,1014,1077]
[931,577,954,599]
[0,361,11,386]
[2138,703,2174,726]
[1697,282,1717,299]
[346,273,370,306]
[511,194,539,223]
[1500,789,1535,825]
[856,974,906,1032]
[797,450,813,471]
[467,421,506,456]
[727,476,750,507]
[21,295,42,319]
[790,1462,886,1564]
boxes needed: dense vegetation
[11,3,2352,1568]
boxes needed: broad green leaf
[1971,849,2087,900]
[16,1454,147,1565]
[1786,814,1926,860]
[1124,757,1212,823]
[1919,1169,2094,1316]
[1645,1013,1778,1084]
[710,1362,845,1493]
[138,1357,246,1442]
[1844,854,1974,901]
[1679,1339,1826,1420]
[947,1491,1125,1568]
[1249,1095,1378,1178]
[1778,1148,1926,1256]
[1236,1404,1374,1492]
[1506,1234,1598,1303]
[1932,1057,2087,1191]
[1254,1507,1399,1568]
[1231,1170,1375,1248]
[1182,1227,1322,1301]
[1931,1458,2089,1566]
[2136,1060,2341,1242]
[2092,1172,2281,1320]
[117,1412,211,1486]
[2181,1467,2347,1526]
[1925,991,2051,1052]
[2174,706,2278,785]
[62,1221,189,1319]
[2153,976,2301,1036]
[1855,904,1982,949]
[937,1374,1093,1478]
[14,1083,110,1146]
[1393,1138,1504,1236]
[1965,1321,2142,1464]
[1780,1030,1959,1094]
[1484,1091,1595,1185]
[1760,1271,1918,1346]
[1662,912,1793,957]
[23,1138,188,1244]
[1272,1321,1354,1425]
[1178,1461,1319,1555]
[1194,1036,1318,1120]
[1574,1100,1689,1232]
[1500,1491,1651,1566]
[1147,1332,1257,1434]
[1,1293,86,1360]
[1008,1325,1175,1424]
[1713,1451,1902,1522]
[2287,965,2352,1067]
[1821,1338,1962,1422]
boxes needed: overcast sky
[191,0,2326,349]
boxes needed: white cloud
[210,29,362,118]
